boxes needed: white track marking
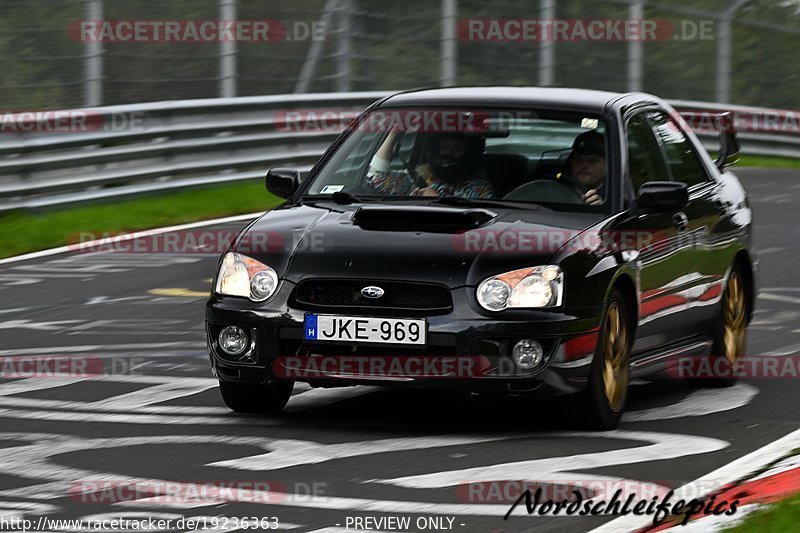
[0,407,279,426]
[374,431,728,490]
[752,247,786,255]
[759,293,800,305]
[0,213,260,266]
[0,319,84,331]
[0,376,377,422]
[0,343,206,355]
[660,504,762,532]
[0,395,229,416]
[622,383,758,422]
[0,377,89,396]
[750,452,800,481]
[0,432,723,518]
[590,426,800,532]
[91,381,218,409]
[283,386,378,411]
[210,435,535,471]
[0,501,58,522]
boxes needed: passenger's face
[571,153,605,187]
[439,138,466,160]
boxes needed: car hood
[236,203,604,288]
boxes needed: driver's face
[571,154,605,188]
[439,138,466,159]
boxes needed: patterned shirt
[367,160,494,199]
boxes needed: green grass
[735,155,800,169]
[0,152,798,260]
[723,492,800,532]
[0,180,283,259]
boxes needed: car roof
[377,86,660,114]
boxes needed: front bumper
[205,284,604,396]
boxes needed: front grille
[293,279,453,315]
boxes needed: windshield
[304,107,611,212]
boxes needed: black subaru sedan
[206,87,756,429]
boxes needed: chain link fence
[0,0,798,110]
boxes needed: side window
[625,112,670,194]
[647,111,710,187]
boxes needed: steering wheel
[503,179,583,204]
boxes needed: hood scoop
[351,205,497,232]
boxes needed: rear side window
[625,112,670,194]
[647,111,710,187]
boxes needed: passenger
[367,131,494,199]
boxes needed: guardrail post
[220,0,237,98]
[628,0,644,92]
[539,0,555,87]
[83,0,104,107]
[336,0,353,92]
[716,0,746,103]
[440,0,458,86]
[295,0,339,93]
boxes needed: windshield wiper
[431,195,544,210]
[331,191,366,204]
[301,192,378,205]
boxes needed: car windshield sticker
[320,185,345,194]
[581,118,599,129]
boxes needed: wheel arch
[608,272,639,340]
[732,249,756,323]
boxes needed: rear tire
[579,289,631,430]
[698,264,748,387]
[219,380,294,413]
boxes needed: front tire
[579,289,631,430]
[219,380,294,413]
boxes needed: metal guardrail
[1,91,798,212]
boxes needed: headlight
[477,265,563,311]
[215,252,279,302]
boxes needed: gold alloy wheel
[602,302,629,412]
[723,271,747,364]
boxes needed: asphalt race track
[1,168,799,533]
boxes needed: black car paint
[206,87,756,396]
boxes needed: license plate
[304,314,426,345]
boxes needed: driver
[558,131,607,205]
[367,131,494,199]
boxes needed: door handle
[673,212,689,232]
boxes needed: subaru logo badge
[361,286,384,299]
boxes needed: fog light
[219,326,249,356]
[512,339,544,370]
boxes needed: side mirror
[636,181,689,211]
[714,112,740,170]
[265,168,300,199]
